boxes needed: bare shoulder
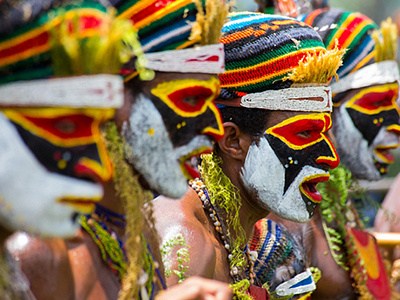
[6,231,75,299]
[153,187,217,285]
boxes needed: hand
[155,276,233,300]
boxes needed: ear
[217,122,251,161]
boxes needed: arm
[6,232,74,300]
[155,276,232,300]
[153,188,217,287]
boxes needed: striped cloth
[300,8,378,82]
[218,12,327,100]
[249,218,294,286]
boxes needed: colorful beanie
[115,0,229,80]
[300,9,400,95]
[0,0,133,108]
[217,12,344,112]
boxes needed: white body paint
[0,112,103,237]
[241,137,329,222]
[122,94,212,199]
[331,105,398,180]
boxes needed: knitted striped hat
[300,9,378,82]
[0,0,132,108]
[115,0,229,80]
[300,9,400,96]
[217,12,344,112]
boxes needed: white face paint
[241,137,329,222]
[332,105,382,180]
[121,94,212,199]
[0,113,103,237]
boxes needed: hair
[219,107,271,140]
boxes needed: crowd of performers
[1,0,400,299]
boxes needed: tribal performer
[257,9,400,300]
[7,0,233,299]
[0,0,129,298]
[154,12,344,299]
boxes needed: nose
[201,104,224,142]
[74,139,113,183]
[315,137,340,170]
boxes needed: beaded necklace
[189,178,257,284]
[80,213,127,283]
[80,206,166,299]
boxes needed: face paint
[241,113,339,222]
[3,107,114,182]
[332,83,400,180]
[121,76,224,199]
[0,112,104,237]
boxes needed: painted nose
[201,104,225,142]
[387,124,400,136]
[74,139,113,183]
[315,137,340,169]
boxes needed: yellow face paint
[2,107,114,182]
[266,113,333,150]
[345,83,400,115]
[150,77,220,118]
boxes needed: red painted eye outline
[347,84,400,115]
[167,86,215,114]
[4,108,114,147]
[22,114,95,139]
[150,77,220,118]
[266,114,331,150]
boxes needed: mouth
[58,197,100,214]
[180,146,212,179]
[374,144,399,164]
[300,174,330,203]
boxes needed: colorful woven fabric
[0,1,113,84]
[115,0,203,53]
[249,219,293,286]
[300,8,379,81]
[218,12,328,100]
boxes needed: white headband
[240,86,332,112]
[331,60,400,94]
[274,268,316,297]
[144,44,225,74]
[0,74,124,108]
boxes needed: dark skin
[153,110,315,286]
[6,181,126,300]
[6,177,232,300]
[6,72,232,300]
